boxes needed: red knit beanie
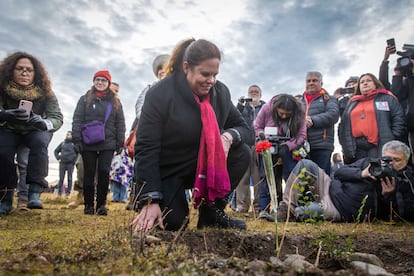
[93,70,112,83]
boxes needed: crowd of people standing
[1,40,414,231]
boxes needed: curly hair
[0,51,53,96]
[271,94,305,138]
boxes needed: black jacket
[338,92,406,163]
[54,139,78,164]
[377,166,414,221]
[135,72,252,197]
[300,90,339,151]
[329,158,377,222]
[72,91,125,152]
[236,100,265,146]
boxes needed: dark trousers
[161,143,251,230]
[0,129,52,189]
[81,150,113,208]
[307,149,332,175]
[57,162,75,195]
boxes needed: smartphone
[19,100,33,117]
[387,38,396,54]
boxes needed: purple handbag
[81,102,112,145]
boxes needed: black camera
[396,44,414,75]
[240,98,253,104]
[368,157,396,179]
[267,135,290,155]
[339,87,354,95]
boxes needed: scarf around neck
[350,89,394,102]
[4,81,43,101]
[192,93,231,208]
[95,91,108,98]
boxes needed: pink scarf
[193,94,231,208]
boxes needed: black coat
[300,90,339,151]
[329,158,377,222]
[135,72,252,196]
[72,91,125,152]
[338,92,406,163]
[54,139,78,164]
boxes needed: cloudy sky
[1,0,414,178]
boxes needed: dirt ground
[155,228,414,275]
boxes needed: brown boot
[17,199,28,209]
[68,192,84,209]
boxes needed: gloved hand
[278,144,289,157]
[0,109,29,123]
[27,114,48,131]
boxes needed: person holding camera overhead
[388,46,414,163]
[232,85,266,213]
[72,70,126,216]
[254,94,307,221]
[338,73,405,164]
[278,140,414,222]
[131,38,252,233]
[0,51,63,215]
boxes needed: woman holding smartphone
[0,51,63,215]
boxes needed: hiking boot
[68,193,84,209]
[96,205,108,216]
[197,199,246,230]
[295,202,324,222]
[84,205,95,215]
[17,199,28,209]
[258,210,275,222]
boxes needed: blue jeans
[111,181,128,202]
[307,149,332,176]
[16,145,30,201]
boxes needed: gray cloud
[1,0,414,174]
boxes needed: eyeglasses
[94,78,108,83]
[14,66,34,73]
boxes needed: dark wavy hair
[164,38,221,76]
[271,94,305,138]
[0,51,53,96]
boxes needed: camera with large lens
[240,97,253,104]
[368,157,396,179]
[263,127,290,155]
[396,44,414,76]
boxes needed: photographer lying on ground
[277,140,414,222]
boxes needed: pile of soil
[156,229,414,274]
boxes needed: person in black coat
[72,70,125,216]
[338,73,406,164]
[54,131,79,197]
[279,140,414,223]
[132,38,252,232]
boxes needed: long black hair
[271,94,305,138]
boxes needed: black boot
[0,190,14,216]
[197,199,246,230]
